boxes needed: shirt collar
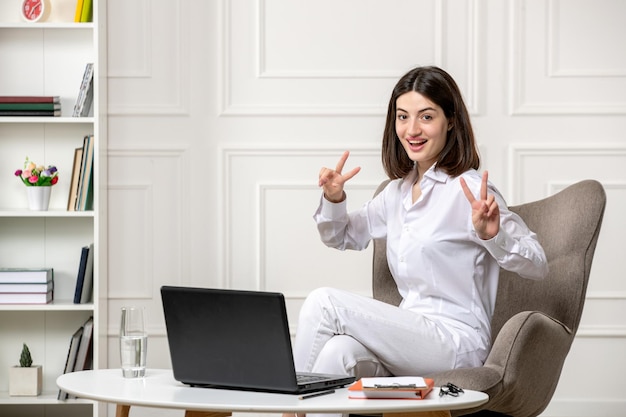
[422,164,450,184]
[400,164,450,197]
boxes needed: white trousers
[293,287,457,378]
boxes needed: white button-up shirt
[313,166,548,365]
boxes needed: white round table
[57,369,488,417]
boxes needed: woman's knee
[312,335,389,378]
[299,287,337,321]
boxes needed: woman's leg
[294,287,456,377]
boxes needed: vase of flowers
[14,157,59,211]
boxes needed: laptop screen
[161,286,300,392]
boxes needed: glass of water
[120,306,147,378]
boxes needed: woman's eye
[421,114,433,121]
[397,114,407,120]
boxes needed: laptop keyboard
[296,374,329,384]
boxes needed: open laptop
[160,285,355,394]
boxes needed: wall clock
[21,0,45,22]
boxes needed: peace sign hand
[318,151,361,203]
[460,171,500,240]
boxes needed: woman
[295,66,548,381]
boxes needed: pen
[298,389,335,400]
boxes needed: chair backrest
[372,179,606,342]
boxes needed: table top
[57,369,488,414]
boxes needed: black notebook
[161,285,355,394]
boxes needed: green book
[0,102,60,111]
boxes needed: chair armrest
[428,311,574,417]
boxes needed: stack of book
[72,63,94,117]
[0,96,61,117]
[74,0,93,23]
[73,243,94,304]
[58,316,94,400]
[0,268,54,304]
[67,134,95,211]
[348,376,435,399]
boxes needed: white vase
[26,186,52,211]
[9,365,42,396]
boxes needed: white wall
[105,1,626,416]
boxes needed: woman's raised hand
[318,151,361,203]
[460,171,500,240]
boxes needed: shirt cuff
[477,229,514,261]
[319,193,348,219]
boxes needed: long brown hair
[381,66,480,179]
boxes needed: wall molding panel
[107,150,187,301]
[107,0,190,115]
[220,147,383,299]
[509,0,626,114]
[107,183,155,299]
[507,144,626,203]
[220,0,480,116]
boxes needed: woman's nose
[407,118,421,136]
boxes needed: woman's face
[395,91,450,175]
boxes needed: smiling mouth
[407,139,427,148]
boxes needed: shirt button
[399,257,405,263]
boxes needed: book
[348,377,435,400]
[75,135,95,211]
[0,280,53,293]
[0,110,61,117]
[0,102,61,111]
[72,63,94,117]
[67,147,84,211]
[80,0,93,22]
[0,268,53,284]
[0,96,60,103]
[73,245,90,303]
[73,316,94,372]
[58,326,84,400]
[0,291,53,304]
[74,0,84,22]
[80,243,95,303]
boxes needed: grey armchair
[372,179,606,417]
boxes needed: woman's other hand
[460,171,500,240]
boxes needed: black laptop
[160,285,355,394]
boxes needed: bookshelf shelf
[0,23,94,29]
[0,390,95,404]
[0,210,95,218]
[0,302,95,312]
[0,117,95,124]
[0,1,106,416]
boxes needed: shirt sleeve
[313,189,388,251]
[468,187,549,281]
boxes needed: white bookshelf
[0,1,106,416]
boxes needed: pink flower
[28,175,39,184]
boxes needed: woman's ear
[447,123,453,131]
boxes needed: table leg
[116,404,231,417]
[116,404,131,417]
[383,411,451,417]
[184,412,231,417]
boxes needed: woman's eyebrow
[396,106,437,114]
